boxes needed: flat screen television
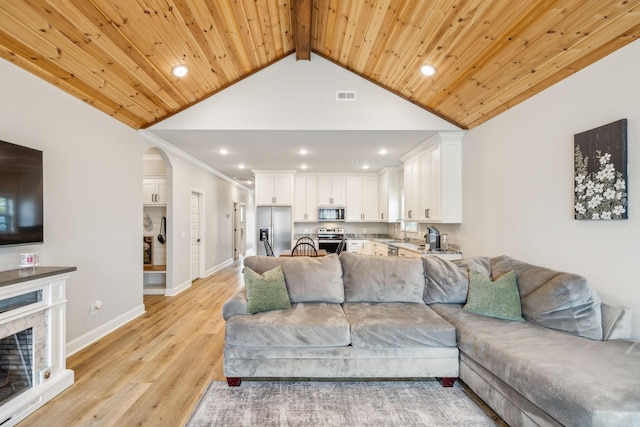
[0,140,43,246]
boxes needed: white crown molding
[138,129,253,193]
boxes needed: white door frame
[233,201,247,260]
[191,190,205,281]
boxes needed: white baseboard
[204,258,234,278]
[164,279,191,296]
[66,304,146,356]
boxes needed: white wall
[0,59,147,353]
[160,152,252,294]
[460,40,640,338]
[152,53,459,131]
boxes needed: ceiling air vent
[234,177,254,186]
[336,91,357,101]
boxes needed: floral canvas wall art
[574,119,628,220]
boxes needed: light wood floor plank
[20,258,243,426]
[19,256,505,426]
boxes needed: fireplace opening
[0,328,33,405]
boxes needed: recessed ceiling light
[238,164,245,169]
[300,164,308,170]
[378,148,388,155]
[172,64,189,77]
[219,148,228,155]
[420,64,436,76]
[298,148,308,155]
[362,164,370,170]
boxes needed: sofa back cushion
[243,254,344,303]
[423,256,491,304]
[491,255,603,340]
[339,252,424,303]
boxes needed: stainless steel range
[317,228,345,253]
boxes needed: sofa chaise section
[426,255,640,427]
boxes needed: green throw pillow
[463,270,524,322]
[244,265,291,314]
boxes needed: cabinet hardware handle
[425,208,430,218]
[381,213,384,220]
[304,213,308,220]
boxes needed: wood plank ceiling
[1,1,639,130]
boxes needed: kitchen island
[364,238,462,260]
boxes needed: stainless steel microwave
[318,207,346,222]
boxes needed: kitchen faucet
[394,219,409,241]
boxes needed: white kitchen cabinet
[346,175,378,221]
[294,174,317,221]
[398,247,421,258]
[378,168,400,222]
[403,157,419,220]
[401,131,464,223]
[346,239,367,253]
[254,171,294,205]
[143,178,167,205]
[371,240,388,257]
[316,174,346,206]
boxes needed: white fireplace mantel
[0,266,76,426]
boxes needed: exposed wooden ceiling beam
[295,0,312,60]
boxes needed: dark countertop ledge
[0,266,77,288]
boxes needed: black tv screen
[0,140,43,246]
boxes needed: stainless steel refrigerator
[256,206,292,256]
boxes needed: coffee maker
[425,225,441,251]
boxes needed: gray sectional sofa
[222,252,640,426]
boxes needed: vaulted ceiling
[1,1,639,131]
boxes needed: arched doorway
[142,147,172,295]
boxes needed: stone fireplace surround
[0,266,75,426]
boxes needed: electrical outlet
[90,300,102,315]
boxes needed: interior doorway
[191,193,199,280]
[143,147,172,295]
[233,202,246,260]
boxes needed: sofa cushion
[340,252,424,303]
[225,302,350,348]
[491,255,602,340]
[244,266,291,313]
[243,254,344,304]
[343,302,456,349]
[431,303,640,427]
[463,270,524,322]
[423,256,491,304]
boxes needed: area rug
[186,380,496,426]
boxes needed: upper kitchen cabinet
[254,171,295,206]
[403,156,419,220]
[143,178,167,205]
[294,174,317,222]
[401,131,464,223]
[346,175,379,221]
[316,174,346,206]
[378,168,400,222]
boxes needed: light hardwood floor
[20,256,505,426]
[20,258,244,426]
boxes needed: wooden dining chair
[291,242,318,257]
[295,236,316,248]
[263,240,275,257]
